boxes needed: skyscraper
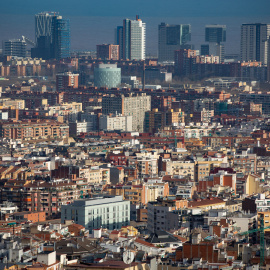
[116,15,146,60]
[51,16,70,59]
[31,12,70,60]
[241,23,270,65]
[158,23,191,63]
[201,25,226,62]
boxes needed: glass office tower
[158,23,191,63]
[31,12,70,60]
[52,16,70,59]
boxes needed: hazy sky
[1,0,270,17]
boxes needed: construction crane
[21,36,36,47]
[238,218,270,266]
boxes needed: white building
[99,114,132,131]
[61,196,130,233]
[69,120,97,136]
[116,16,146,60]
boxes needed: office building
[97,44,119,60]
[205,25,226,43]
[116,15,146,60]
[241,23,270,65]
[31,12,70,60]
[102,93,151,132]
[201,25,226,62]
[56,72,79,91]
[31,12,55,59]
[61,196,130,232]
[94,64,121,88]
[51,16,70,59]
[158,23,191,63]
[99,114,133,131]
[2,39,27,57]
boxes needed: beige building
[164,160,194,179]
[102,93,151,132]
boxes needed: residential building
[102,93,151,132]
[116,15,146,60]
[241,23,270,65]
[94,64,121,88]
[69,121,97,136]
[0,120,69,140]
[99,114,132,131]
[97,44,119,60]
[158,23,191,63]
[56,72,79,91]
[2,39,27,57]
[61,196,130,233]
[147,196,188,232]
[144,108,184,133]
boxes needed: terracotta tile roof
[135,238,157,248]
[188,197,225,208]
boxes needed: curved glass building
[94,64,121,89]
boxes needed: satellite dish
[123,250,135,265]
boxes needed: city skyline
[1,0,270,55]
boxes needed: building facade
[116,16,146,60]
[241,23,270,65]
[158,23,191,63]
[31,12,70,60]
[0,120,69,140]
[2,39,27,57]
[56,72,79,91]
[97,44,119,60]
[201,25,226,62]
[94,64,121,88]
[61,196,130,233]
[99,114,133,131]
[102,93,151,132]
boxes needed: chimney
[136,15,139,20]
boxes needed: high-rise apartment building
[201,25,226,62]
[31,12,70,60]
[241,23,270,65]
[97,44,119,60]
[102,93,151,132]
[2,39,27,57]
[56,72,79,91]
[116,15,146,60]
[158,23,191,63]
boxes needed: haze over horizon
[1,0,270,55]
